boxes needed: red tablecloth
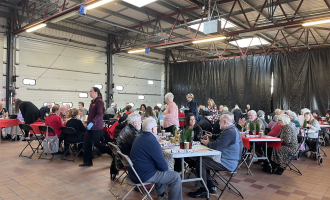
[241,135,282,150]
[30,122,46,135]
[0,119,21,128]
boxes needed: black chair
[60,127,83,162]
[18,124,44,159]
[283,135,305,175]
[38,126,58,161]
[211,147,246,200]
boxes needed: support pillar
[106,33,114,108]
[165,49,170,94]
[5,19,12,112]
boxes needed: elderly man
[239,110,265,131]
[40,102,52,121]
[106,103,117,118]
[116,113,142,156]
[218,105,224,115]
[128,117,182,200]
[188,114,243,198]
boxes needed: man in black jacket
[40,103,52,121]
[198,111,213,132]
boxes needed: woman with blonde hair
[304,112,321,131]
[183,93,198,120]
[207,98,218,124]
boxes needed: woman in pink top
[163,92,179,132]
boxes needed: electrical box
[204,20,221,35]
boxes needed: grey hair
[257,110,265,117]
[248,110,257,116]
[221,111,233,116]
[165,92,174,102]
[301,108,311,115]
[79,108,86,115]
[223,106,229,111]
[278,114,291,125]
[288,112,298,120]
[46,102,53,106]
[127,113,141,124]
[142,117,157,132]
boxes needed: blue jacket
[128,132,168,183]
[207,124,243,171]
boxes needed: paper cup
[170,137,175,143]
[162,130,165,136]
[184,142,190,150]
[259,131,264,138]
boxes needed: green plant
[303,119,307,128]
[157,120,161,131]
[266,118,272,123]
[249,122,255,131]
[180,128,193,142]
[172,125,177,135]
[314,116,317,120]
[155,111,159,118]
[256,122,260,132]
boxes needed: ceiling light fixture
[26,24,47,32]
[128,49,146,54]
[303,19,330,26]
[192,36,226,44]
[122,0,157,7]
[86,0,114,10]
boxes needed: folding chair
[116,151,155,200]
[108,142,128,199]
[237,147,251,174]
[283,135,305,175]
[18,124,44,159]
[211,147,246,200]
[38,126,58,161]
[60,127,83,162]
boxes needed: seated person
[116,113,142,156]
[106,103,117,118]
[325,109,330,124]
[298,108,311,126]
[304,112,321,131]
[312,110,322,122]
[40,103,52,121]
[287,111,301,128]
[59,105,70,122]
[128,117,182,200]
[59,108,86,155]
[45,105,62,137]
[257,110,268,128]
[189,114,243,198]
[197,111,213,132]
[78,108,87,122]
[108,105,132,138]
[142,106,158,122]
[154,106,163,117]
[268,114,298,166]
[239,110,265,131]
[183,113,202,141]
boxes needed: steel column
[165,49,170,94]
[106,33,114,108]
[6,19,12,112]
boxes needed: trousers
[83,130,112,163]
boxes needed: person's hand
[202,133,212,140]
[185,108,190,111]
[182,107,186,111]
[201,137,210,146]
[22,121,25,124]
[238,118,245,126]
[87,122,94,130]
[307,124,311,128]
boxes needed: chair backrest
[61,127,76,134]
[202,130,212,136]
[108,142,121,154]
[38,126,56,136]
[297,135,305,144]
[19,124,33,131]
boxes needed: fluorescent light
[128,49,146,54]
[148,80,154,85]
[189,18,236,33]
[157,103,162,107]
[303,19,330,26]
[26,24,46,32]
[229,38,269,48]
[116,85,124,91]
[94,84,103,89]
[86,0,114,10]
[79,93,88,98]
[192,36,226,44]
[155,43,184,49]
[50,11,78,23]
[138,95,145,100]
[122,0,157,7]
[129,103,135,107]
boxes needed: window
[229,38,270,48]
[43,102,55,107]
[94,84,103,89]
[129,103,135,107]
[116,85,124,91]
[148,80,154,85]
[62,102,73,108]
[79,93,88,98]
[138,95,145,100]
[189,18,236,32]
[157,103,162,107]
[23,78,36,85]
[271,73,274,94]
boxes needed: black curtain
[170,55,272,113]
[273,48,330,116]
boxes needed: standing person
[231,104,243,124]
[207,99,219,125]
[183,93,198,120]
[245,104,252,114]
[78,102,88,115]
[14,99,40,138]
[40,102,52,121]
[162,93,179,132]
[79,87,112,167]
[218,105,224,115]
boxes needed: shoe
[57,151,65,154]
[79,162,93,167]
[188,188,207,198]
[157,193,168,200]
[208,187,217,194]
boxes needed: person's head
[208,99,215,107]
[69,108,79,118]
[60,105,68,115]
[186,93,194,102]
[52,105,60,116]
[78,102,84,109]
[14,99,23,114]
[219,114,234,130]
[248,110,257,121]
[140,104,146,112]
[277,114,291,127]
[198,105,206,111]
[274,109,281,115]
[46,102,53,109]
[185,113,197,128]
[127,113,142,131]
[111,103,116,108]
[126,105,133,112]
[142,117,157,135]
[65,104,70,110]
[326,110,330,119]
[165,92,174,104]
[144,106,154,117]
[154,106,160,112]
[219,105,223,111]
[312,110,319,117]
[257,110,265,119]
[203,111,213,121]
[223,106,228,111]
[90,87,102,100]
[304,112,315,124]
[54,104,60,107]
[0,102,3,109]
[246,104,250,109]
[288,112,298,121]
[79,108,86,117]
[234,104,239,109]
[301,108,311,115]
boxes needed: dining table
[0,119,21,144]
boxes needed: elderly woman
[45,106,63,137]
[257,110,268,128]
[304,112,321,131]
[269,114,299,166]
[207,99,219,125]
[183,93,198,120]
[287,111,301,128]
[163,93,179,132]
[78,108,87,122]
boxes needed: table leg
[247,142,255,175]
[15,126,17,141]
[181,158,184,180]
[199,156,209,200]
[265,141,272,171]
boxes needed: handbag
[43,126,59,154]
